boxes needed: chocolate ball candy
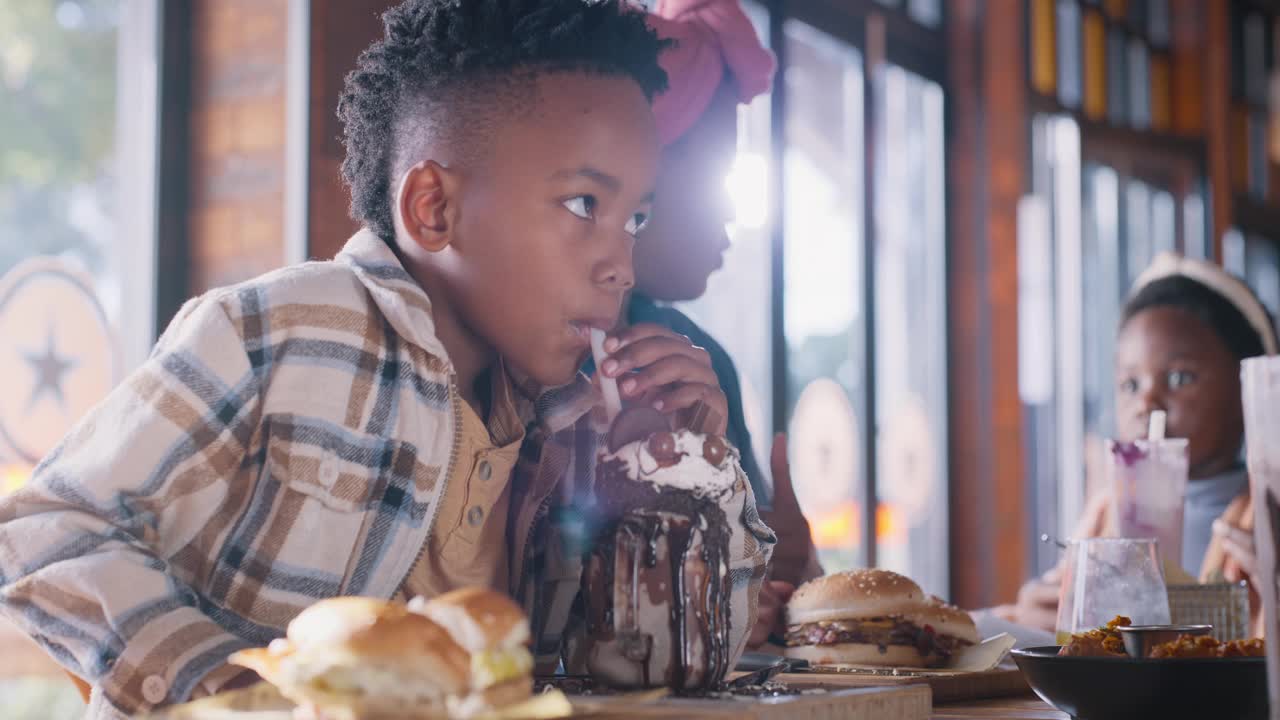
[648,431,681,466]
[702,436,728,467]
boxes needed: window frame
[762,0,950,577]
[117,0,165,371]
[0,0,165,475]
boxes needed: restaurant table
[932,696,1067,719]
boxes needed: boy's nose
[592,236,636,291]
[595,262,636,292]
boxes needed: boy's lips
[567,317,616,348]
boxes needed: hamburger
[408,588,534,718]
[782,569,979,668]
[230,597,469,720]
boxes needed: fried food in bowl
[1149,635,1265,659]
[1057,616,1130,657]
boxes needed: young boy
[0,2,770,717]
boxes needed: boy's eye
[562,195,597,220]
[625,211,649,236]
[1168,370,1196,389]
[1119,378,1139,394]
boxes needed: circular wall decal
[0,257,114,464]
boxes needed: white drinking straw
[590,328,622,423]
[1148,409,1167,440]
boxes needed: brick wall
[186,0,289,293]
[183,1,394,292]
[307,2,395,260]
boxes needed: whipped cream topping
[599,430,741,500]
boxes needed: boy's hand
[601,324,728,435]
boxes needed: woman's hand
[1214,518,1263,635]
[600,324,728,434]
[1008,567,1062,632]
[759,434,819,586]
[1215,518,1258,582]
[748,580,796,649]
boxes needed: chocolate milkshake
[576,407,745,690]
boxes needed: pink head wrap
[646,0,777,146]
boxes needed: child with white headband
[1002,252,1278,633]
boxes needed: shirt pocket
[266,423,385,513]
[206,419,397,604]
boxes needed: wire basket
[1166,582,1251,640]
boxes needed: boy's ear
[395,160,460,253]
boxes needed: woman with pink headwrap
[589,0,822,649]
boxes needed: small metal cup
[1116,624,1214,658]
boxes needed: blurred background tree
[0,0,119,276]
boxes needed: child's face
[633,81,738,302]
[441,73,659,387]
[1114,305,1245,478]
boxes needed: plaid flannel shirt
[0,230,773,719]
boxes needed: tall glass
[1243,356,1280,719]
[1107,438,1190,571]
[580,507,732,690]
[1054,538,1171,645]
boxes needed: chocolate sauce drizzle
[583,461,732,690]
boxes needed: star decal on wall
[21,325,78,413]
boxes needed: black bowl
[1012,646,1268,720]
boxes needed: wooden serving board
[571,684,931,719]
[145,683,931,720]
[750,666,1030,704]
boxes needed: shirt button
[478,460,492,481]
[467,506,484,526]
[318,457,339,488]
[141,674,168,704]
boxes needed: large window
[0,1,158,487]
[781,18,867,576]
[872,63,947,592]
[681,2,949,596]
[1,1,160,712]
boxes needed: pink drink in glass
[1108,438,1189,570]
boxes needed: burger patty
[784,618,970,661]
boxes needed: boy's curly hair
[338,0,670,242]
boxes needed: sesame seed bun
[905,598,980,645]
[786,569,926,625]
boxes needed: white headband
[1130,251,1279,356]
